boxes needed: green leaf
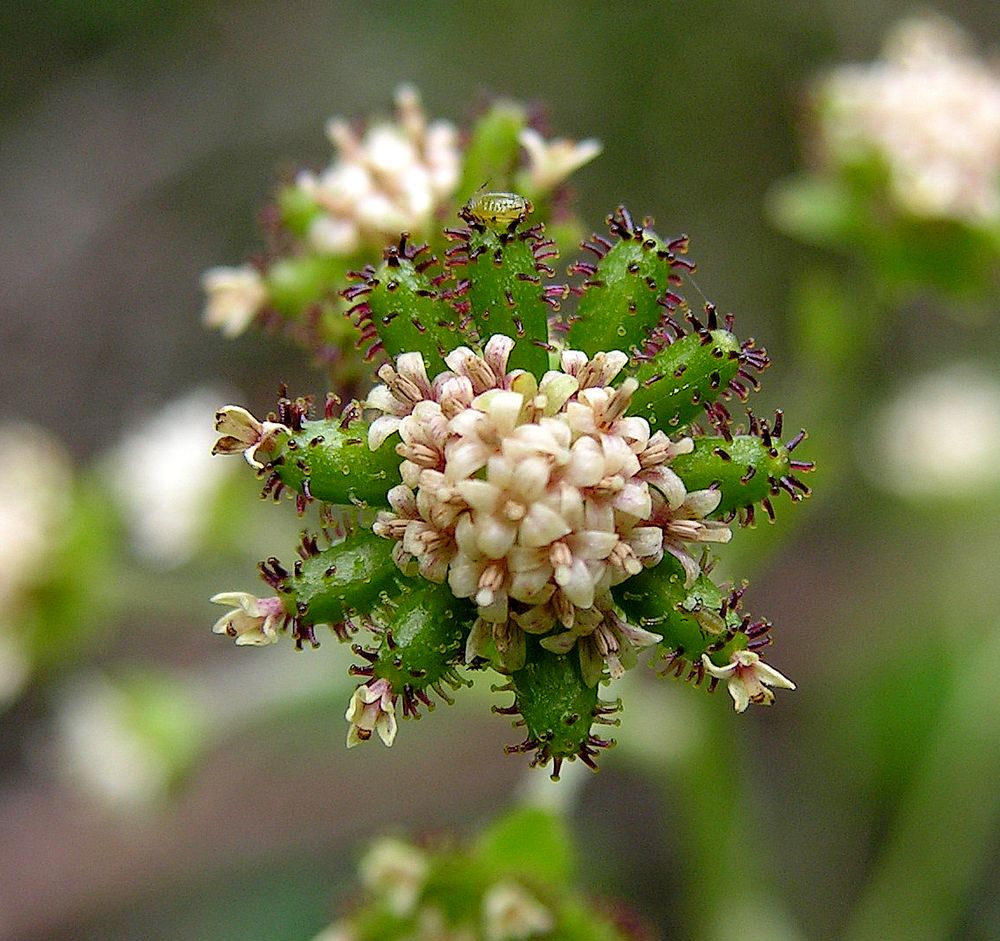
[477,806,575,886]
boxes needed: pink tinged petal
[475,516,518,559]
[642,466,687,509]
[618,417,651,449]
[584,499,615,533]
[509,566,553,601]
[728,679,752,713]
[700,654,738,680]
[445,440,490,480]
[619,621,663,649]
[507,545,548,572]
[520,503,572,548]
[684,488,722,518]
[418,549,451,584]
[448,554,481,597]
[514,457,552,501]
[456,479,502,514]
[565,437,604,487]
[613,481,652,519]
[560,349,588,375]
[444,345,478,374]
[365,384,399,413]
[666,543,702,588]
[627,526,664,558]
[454,513,478,555]
[698,521,733,544]
[555,557,595,608]
[396,352,431,391]
[484,334,515,377]
[387,485,417,516]
[540,632,579,655]
[376,710,398,746]
[369,415,403,450]
[754,660,796,691]
[568,530,619,559]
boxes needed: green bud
[566,208,694,357]
[500,637,618,779]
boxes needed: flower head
[369,340,705,682]
[296,85,461,253]
[202,265,267,337]
[701,650,795,712]
[482,881,555,941]
[817,15,1000,223]
[346,677,398,747]
[210,592,286,645]
[518,128,602,193]
[360,837,429,916]
[211,405,289,469]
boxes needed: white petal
[520,503,572,547]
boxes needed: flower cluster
[367,339,730,685]
[201,86,601,376]
[209,192,811,774]
[311,808,646,941]
[816,17,1000,224]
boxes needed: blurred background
[2,2,1000,939]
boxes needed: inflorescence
[210,189,812,778]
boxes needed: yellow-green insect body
[463,191,534,229]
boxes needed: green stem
[842,625,1000,941]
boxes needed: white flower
[212,404,289,469]
[360,837,429,916]
[818,15,1000,222]
[871,362,1000,499]
[518,127,602,193]
[701,650,795,712]
[110,389,236,567]
[0,423,72,610]
[345,677,398,747]
[296,85,461,252]
[653,488,732,587]
[201,265,267,337]
[210,592,285,645]
[482,881,555,941]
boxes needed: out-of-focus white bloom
[0,423,73,705]
[518,128,602,193]
[360,837,429,916]
[296,85,461,254]
[201,265,268,337]
[872,363,1000,498]
[702,650,795,712]
[55,677,173,807]
[211,592,286,646]
[482,881,555,941]
[369,338,716,681]
[0,423,73,609]
[111,389,237,567]
[818,16,1000,223]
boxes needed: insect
[462,191,534,229]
